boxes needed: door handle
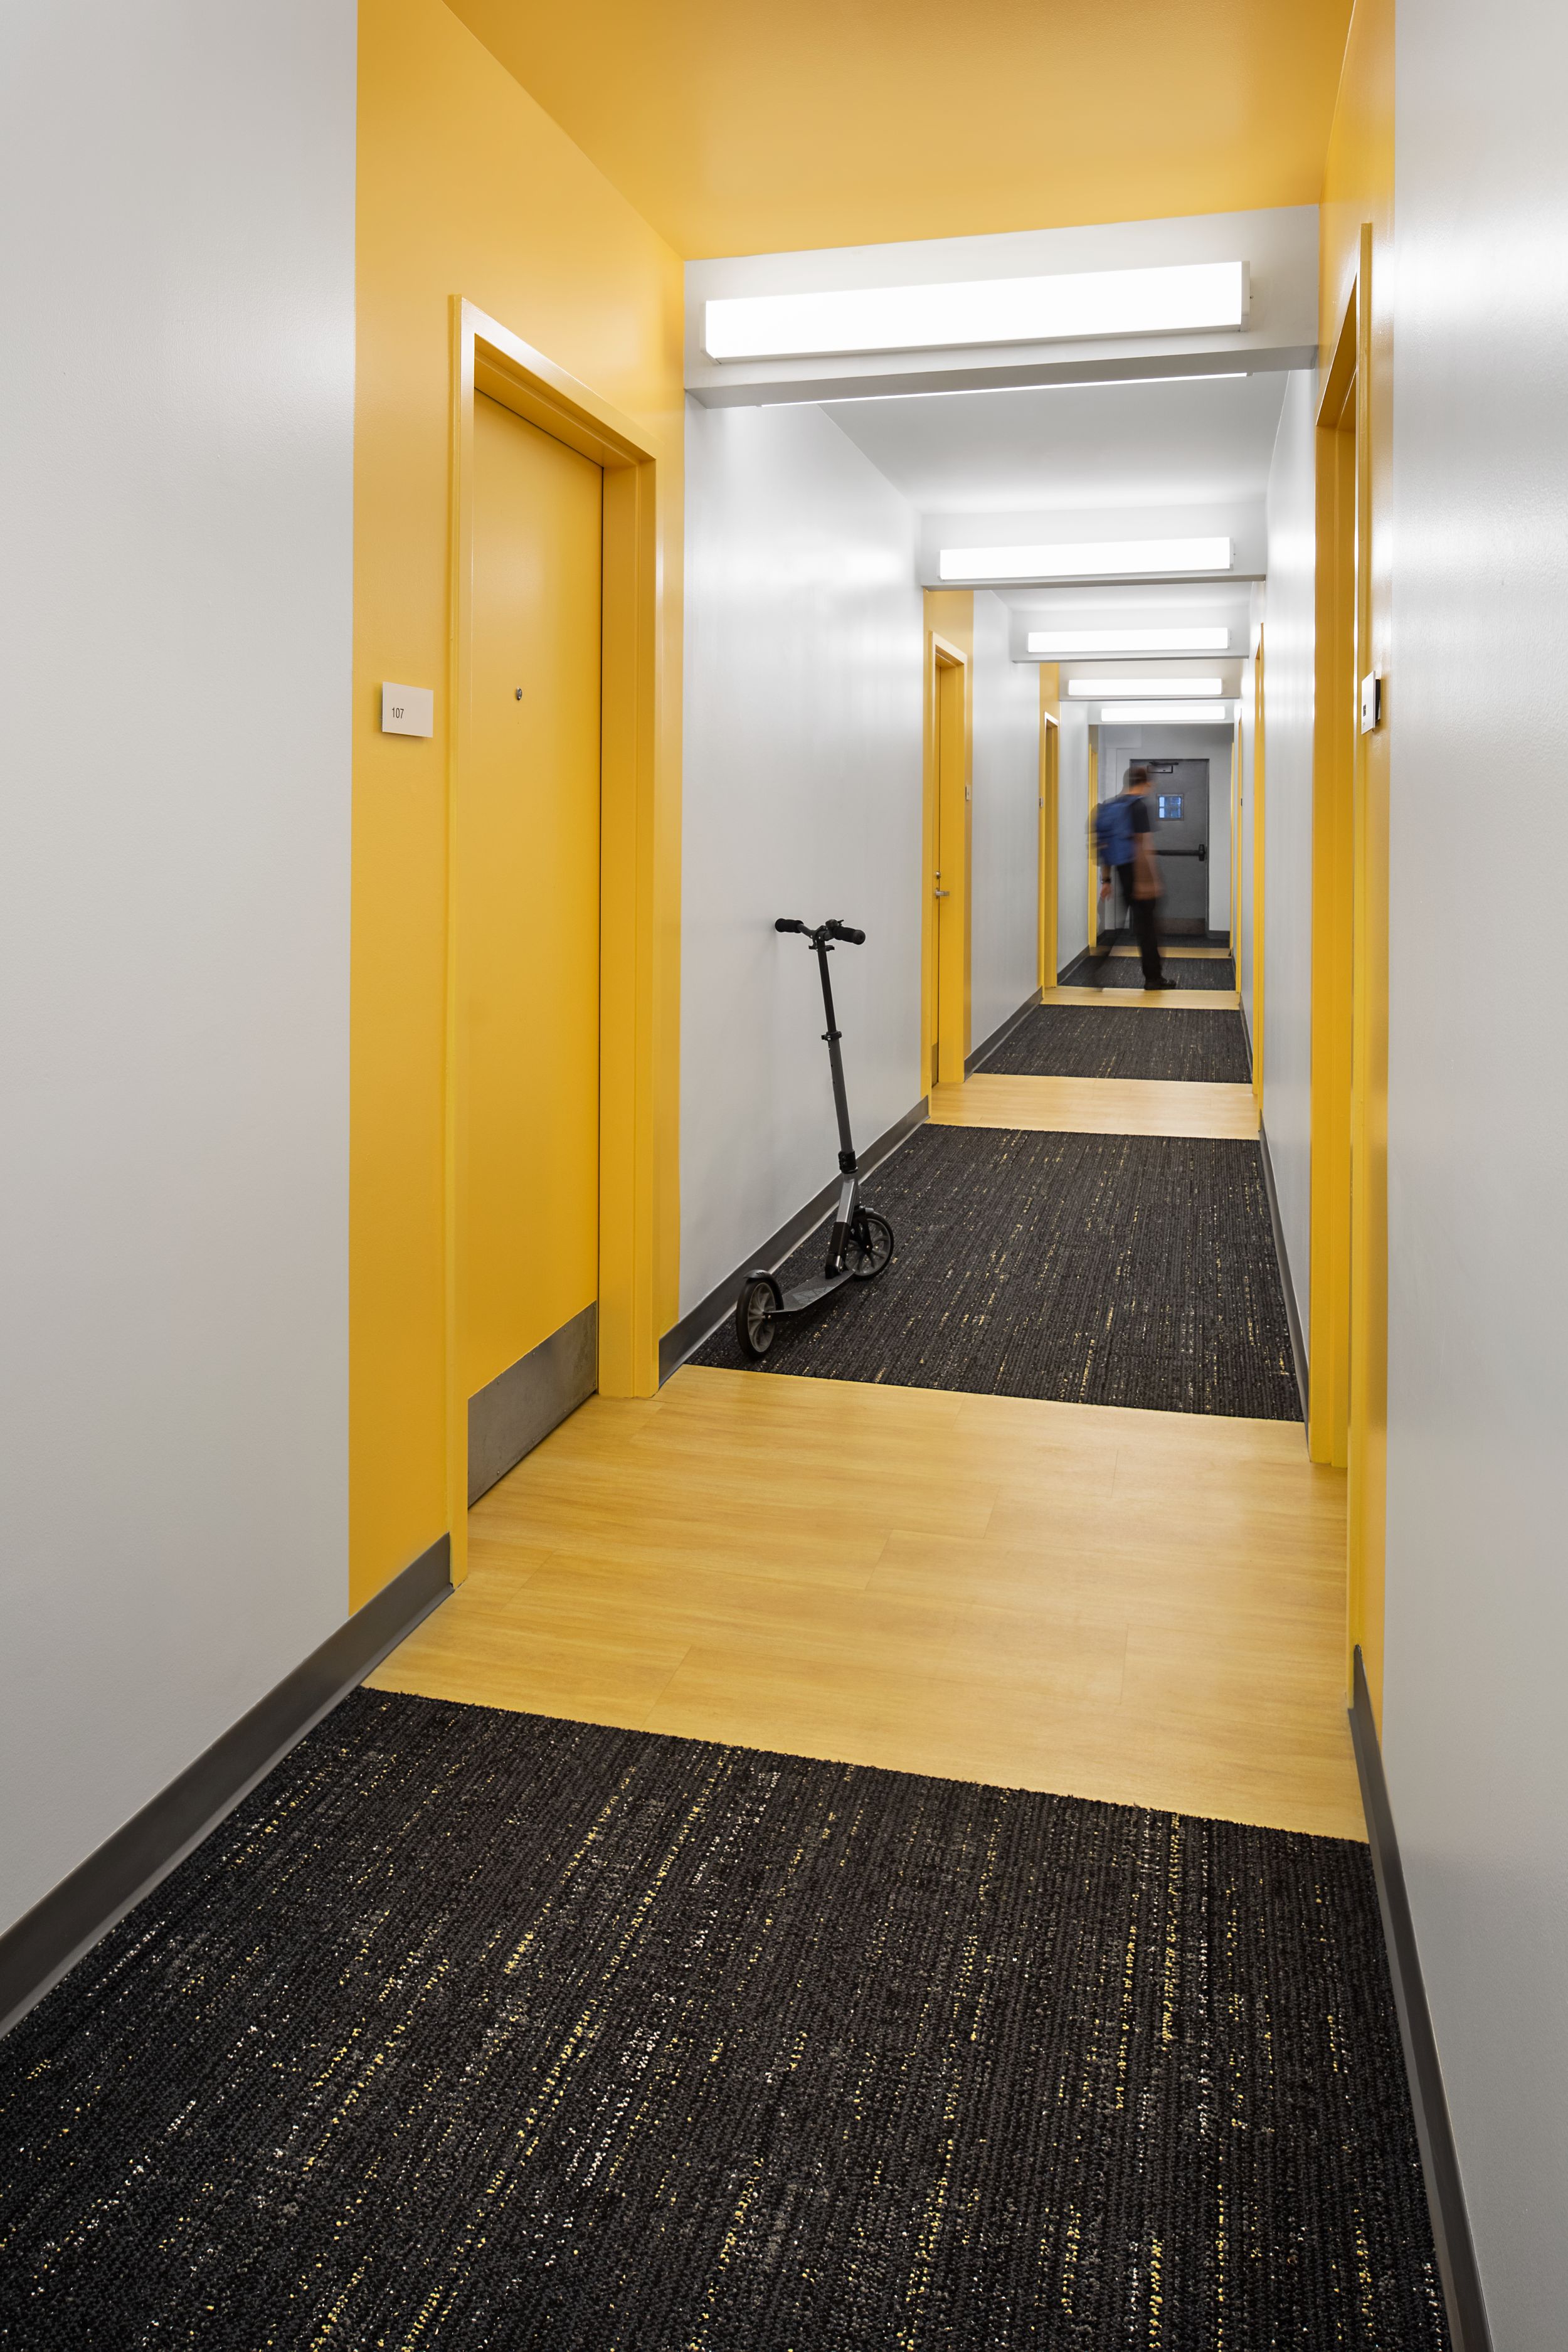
[933,889,950,899]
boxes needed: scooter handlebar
[775,916,866,944]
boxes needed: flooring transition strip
[0,1689,1453,2351]
[1350,1650,1493,2352]
[0,1537,453,2041]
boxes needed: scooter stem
[814,935,857,1173]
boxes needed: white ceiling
[822,370,1288,516]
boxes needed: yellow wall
[351,0,684,1609]
[1319,0,1394,1719]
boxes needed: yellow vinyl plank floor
[368,1367,1362,1840]
[1044,983,1243,1009]
[930,1073,1259,1139]
[1106,943,1231,959]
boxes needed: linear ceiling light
[1067,677,1224,698]
[1029,628,1230,655]
[705,260,1247,362]
[941,538,1232,582]
[1096,701,1237,724]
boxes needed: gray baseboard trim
[0,1534,452,2042]
[1349,1649,1493,2352]
[658,1095,930,1384]
[469,1302,597,1505]
[965,987,1042,1076]
[1256,1118,1309,1422]
[1057,946,1103,985]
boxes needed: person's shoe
[1148,974,1177,990]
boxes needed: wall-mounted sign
[381,683,433,738]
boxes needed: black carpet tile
[0,1691,1450,2352]
[985,1004,1251,1084]
[697,1125,1301,1419]
[1094,955,1237,990]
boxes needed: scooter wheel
[734,1272,781,1360]
[848,1211,894,1280]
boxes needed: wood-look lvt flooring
[1045,983,1244,1009]
[368,1369,1361,1841]
[931,1072,1259,1138]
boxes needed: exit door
[1143,758,1210,933]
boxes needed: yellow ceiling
[446,0,1354,260]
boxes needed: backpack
[1094,792,1137,869]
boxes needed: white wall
[1056,705,1091,973]
[1258,371,1316,1327]
[680,401,924,1315]
[0,3,358,1939]
[969,593,1041,1051]
[1387,6,1568,2338]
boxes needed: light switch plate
[381,682,433,738]
[1359,672,1382,734]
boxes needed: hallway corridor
[13,0,1563,2337]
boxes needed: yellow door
[462,391,601,1408]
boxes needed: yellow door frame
[1250,628,1267,1106]
[1086,728,1101,951]
[1309,265,1362,1478]
[1037,699,1060,993]
[922,609,972,1087]
[1309,228,1387,1713]
[1228,727,1241,960]
[447,299,664,1577]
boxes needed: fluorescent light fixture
[941,538,1232,582]
[1096,701,1237,724]
[1029,628,1230,655]
[1067,677,1224,699]
[705,260,1246,361]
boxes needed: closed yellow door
[462,391,601,1402]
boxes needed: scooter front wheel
[848,1212,894,1281]
[734,1271,781,1360]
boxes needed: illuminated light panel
[705,261,1247,361]
[941,538,1232,581]
[1096,701,1237,723]
[1067,677,1223,698]
[1029,628,1230,655]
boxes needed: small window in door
[1157,793,1184,821]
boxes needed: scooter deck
[777,1273,852,1315]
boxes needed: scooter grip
[775,918,807,933]
[824,920,865,945]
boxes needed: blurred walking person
[1094,761,1168,988]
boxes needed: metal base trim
[0,1535,452,2040]
[1257,1118,1309,1422]
[1349,1649,1493,2352]
[468,1303,598,1505]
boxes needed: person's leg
[1115,864,1138,951]
[1131,887,1164,983]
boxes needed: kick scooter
[733,917,895,1362]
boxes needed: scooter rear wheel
[734,1271,781,1360]
[848,1211,894,1281]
